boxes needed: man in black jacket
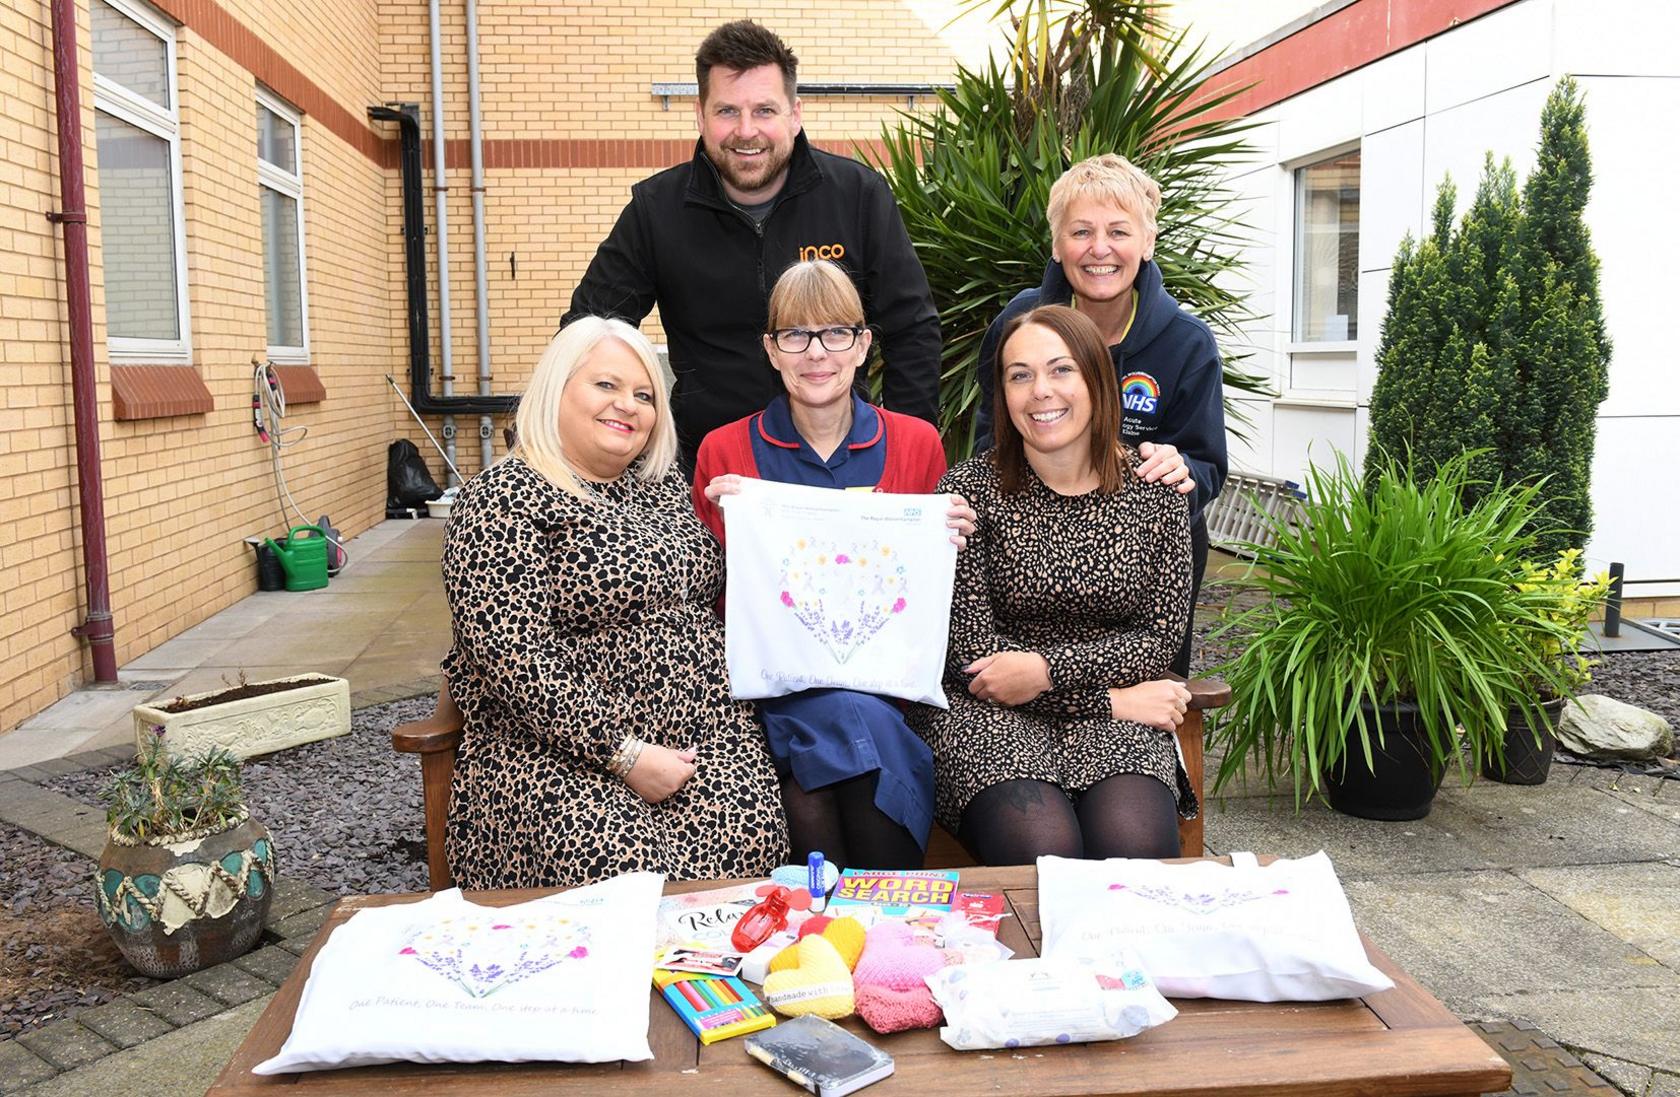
[563,21,941,464]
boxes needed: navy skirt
[759,688,935,850]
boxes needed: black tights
[779,773,925,871]
[957,775,1180,865]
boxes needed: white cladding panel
[1423,0,1552,113]
[1215,0,1678,585]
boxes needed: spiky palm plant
[869,0,1269,457]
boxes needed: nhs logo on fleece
[1120,372,1160,414]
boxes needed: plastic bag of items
[926,951,1175,1051]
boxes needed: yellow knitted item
[761,934,855,1020]
[769,915,867,973]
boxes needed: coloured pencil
[652,973,776,1044]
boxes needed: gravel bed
[0,821,160,1038]
[47,696,434,897]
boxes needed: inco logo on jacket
[1120,372,1161,414]
[796,242,847,261]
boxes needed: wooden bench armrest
[1185,676,1231,711]
[392,683,465,890]
[392,724,462,756]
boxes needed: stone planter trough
[133,674,350,760]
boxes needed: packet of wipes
[925,952,1175,1051]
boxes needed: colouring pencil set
[652,968,776,1044]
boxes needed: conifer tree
[1366,78,1608,555]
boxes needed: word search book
[652,969,775,1045]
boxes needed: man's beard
[707,139,794,199]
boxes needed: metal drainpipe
[49,0,117,682]
[465,0,492,471]
[427,0,458,484]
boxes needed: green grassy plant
[1208,451,1578,806]
[105,735,246,843]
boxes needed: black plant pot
[1481,697,1566,785]
[1324,701,1445,821]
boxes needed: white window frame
[92,0,191,364]
[256,87,310,363]
[1281,142,1361,403]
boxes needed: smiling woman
[911,304,1197,867]
[437,317,788,888]
[691,261,958,872]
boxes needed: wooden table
[208,866,1511,1096]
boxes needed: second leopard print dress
[910,453,1197,833]
[441,457,787,888]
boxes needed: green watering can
[263,526,329,592]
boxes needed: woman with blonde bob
[694,261,971,871]
[442,316,787,888]
[976,153,1227,676]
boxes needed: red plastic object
[729,886,792,952]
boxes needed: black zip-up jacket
[975,258,1228,519]
[563,132,941,459]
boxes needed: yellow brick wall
[381,0,965,403]
[2,0,973,733]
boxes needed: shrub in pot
[1208,451,1577,819]
[96,734,276,977]
[1483,549,1611,784]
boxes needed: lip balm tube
[808,850,828,913]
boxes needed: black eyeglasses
[770,325,864,353]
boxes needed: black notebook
[743,1015,895,1097]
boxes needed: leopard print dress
[909,453,1197,832]
[440,456,788,888]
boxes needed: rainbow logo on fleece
[1120,371,1160,414]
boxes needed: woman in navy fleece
[976,154,1228,676]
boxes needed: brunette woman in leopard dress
[440,317,787,888]
[911,305,1197,864]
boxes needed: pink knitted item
[852,921,945,1034]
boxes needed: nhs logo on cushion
[1121,372,1160,414]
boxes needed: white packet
[926,952,1175,1051]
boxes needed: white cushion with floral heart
[255,872,663,1072]
[722,479,957,707]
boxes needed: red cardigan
[692,406,948,544]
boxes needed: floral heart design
[778,537,909,664]
[852,921,945,1033]
[761,933,855,1020]
[399,912,589,998]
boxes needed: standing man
[563,20,941,464]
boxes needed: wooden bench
[394,677,1231,890]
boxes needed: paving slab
[1651,1071,1680,1097]
[1430,781,1680,870]
[230,944,299,986]
[262,878,335,924]
[15,1019,118,1071]
[15,995,270,1097]
[0,1041,57,1095]
[269,903,333,941]
[183,963,273,1007]
[1343,870,1679,1018]
[74,998,178,1049]
[1581,1052,1654,1096]
[1520,862,1680,970]
[1475,987,1680,1075]
[126,982,225,1028]
[1605,784,1680,827]
[1202,792,1501,878]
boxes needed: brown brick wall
[1,0,969,733]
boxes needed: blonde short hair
[510,317,677,499]
[766,260,865,331]
[1047,153,1162,244]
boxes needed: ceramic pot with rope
[95,813,276,977]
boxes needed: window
[257,90,309,361]
[1293,150,1360,344]
[92,0,190,362]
